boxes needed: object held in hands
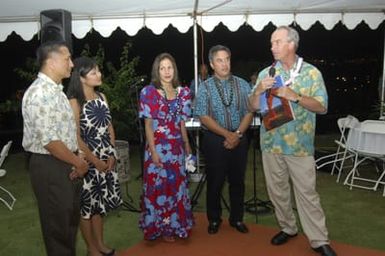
[185,154,197,173]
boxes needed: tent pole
[192,1,200,173]
[193,15,198,101]
[381,26,385,119]
[193,0,199,97]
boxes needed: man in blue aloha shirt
[195,45,253,235]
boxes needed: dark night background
[0,21,384,148]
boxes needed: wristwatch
[294,93,302,104]
[235,130,243,138]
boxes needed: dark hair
[36,40,70,69]
[66,56,98,108]
[151,53,180,89]
[208,45,231,63]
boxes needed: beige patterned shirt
[22,72,78,154]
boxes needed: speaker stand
[244,126,273,223]
[120,180,140,213]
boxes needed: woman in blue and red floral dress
[139,53,194,242]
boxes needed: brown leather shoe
[271,231,297,245]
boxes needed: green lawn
[1,134,385,255]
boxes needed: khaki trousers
[262,152,329,248]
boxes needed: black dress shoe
[271,231,297,245]
[230,221,249,233]
[208,220,222,234]
[312,244,337,256]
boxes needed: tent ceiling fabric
[0,0,384,41]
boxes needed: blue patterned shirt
[194,75,251,131]
[253,59,328,156]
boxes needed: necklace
[160,86,177,100]
[284,57,303,86]
[159,86,181,117]
[213,76,234,107]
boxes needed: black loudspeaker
[40,9,72,51]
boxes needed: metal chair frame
[0,140,16,210]
[315,115,360,182]
[343,120,385,195]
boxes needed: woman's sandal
[99,249,115,256]
[162,236,176,243]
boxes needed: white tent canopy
[1,0,384,117]
[0,0,384,41]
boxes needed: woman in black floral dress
[67,56,122,256]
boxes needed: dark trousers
[29,153,82,256]
[202,131,249,223]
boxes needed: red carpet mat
[118,213,385,256]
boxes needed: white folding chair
[315,115,360,182]
[0,140,16,210]
[343,120,385,195]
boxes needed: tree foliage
[10,42,145,142]
[81,42,145,142]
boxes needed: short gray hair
[276,26,300,50]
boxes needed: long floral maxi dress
[139,85,194,240]
[79,95,122,219]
